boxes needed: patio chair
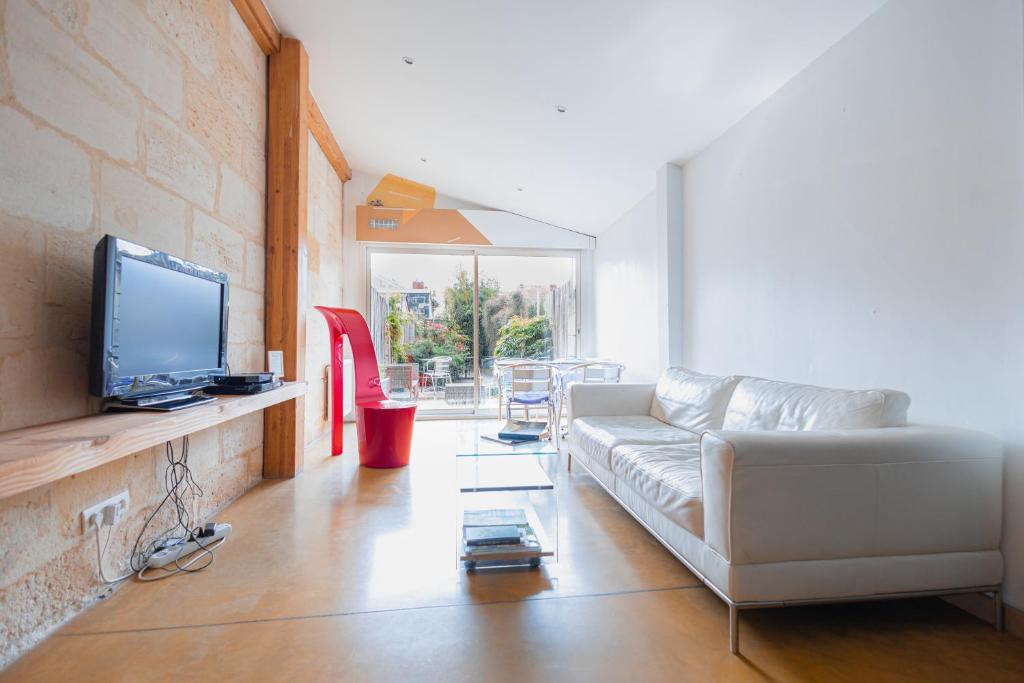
[494,358,527,416]
[499,362,557,428]
[554,362,624,447]
[422,356,452,396]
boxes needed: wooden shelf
[0,382,306,501]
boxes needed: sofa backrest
[649,367,741,432]
[722,377,910,431]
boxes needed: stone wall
[305,132,345,447]
[0,0,267,667]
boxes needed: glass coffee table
[456,444,558,571]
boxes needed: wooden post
[264,38,309,478]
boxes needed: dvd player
[204,379,282,395]
[211,373,274,385]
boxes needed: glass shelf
[456,441,558,571]
[457,454,554,492]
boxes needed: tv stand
[0,381,305,500]
[106,391,217,412]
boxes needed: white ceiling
[265,0,887,235]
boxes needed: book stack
[461,508,544,567]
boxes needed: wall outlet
[81,491,130,533]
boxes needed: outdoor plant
[494,315,551,359]
[385,294,411,363]
[444,268,501,358]
[407,319,470,379]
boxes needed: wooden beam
[264,37,309,478]
[230,0,281,55]
[308,96,353,182]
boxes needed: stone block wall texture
[0,0,267,667]
[305,132,345,447]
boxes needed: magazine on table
[461,508,541,556]
[463,531,541,557]
[465,525,522,546]
[496,419,547,442]
[463,508,529,527]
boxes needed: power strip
[145,523,231,569]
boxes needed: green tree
[481,290,527,359]
[494,315,551,359]
[442,267,501,359]
[385,294,410,362]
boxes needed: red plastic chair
[314,306,416,468]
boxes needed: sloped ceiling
[266,0,887,234]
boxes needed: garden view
[369,251,577,411]
[385,266,554,380]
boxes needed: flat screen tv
[89,235,228,403]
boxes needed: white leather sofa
[566,368,1004,653]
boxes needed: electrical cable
[136,537,227,581]
[92,515,133,584]
[90,435,226,584]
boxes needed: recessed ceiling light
[555,105,567,113]
[403,56,415,65]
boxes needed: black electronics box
[211,373,274,385]
[204,379,282,396]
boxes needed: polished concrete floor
[4,420,1023,682]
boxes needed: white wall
[593,191,663,382]
[680,0,1024,608]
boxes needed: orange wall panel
[356,206,491,245]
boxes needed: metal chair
[555,362,624,450]
[499,362,557,429]
[422,356,452,396]
[494,358,527,416]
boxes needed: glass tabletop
[457,454,555,493]
[454,428,558,457]
[455,439,557,457]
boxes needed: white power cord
[92,515,133,584]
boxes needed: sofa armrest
[700,426,1003,565]
[567,383,655,424]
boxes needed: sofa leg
[729,604,739,654]
[995,590,1006,632]
[567,452,572,472]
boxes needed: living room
[1,0,1022,680]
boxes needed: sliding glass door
[476,254,577,415]
[368,250,476,413]
[368,247,579,416]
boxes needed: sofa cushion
[649,367,741,432]
[611,443,703,538]
[572,416,696,469]
[722,377,910,431]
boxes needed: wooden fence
[545,280,577,359]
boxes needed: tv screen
[116,258,223,376]
[89,236,229,399]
